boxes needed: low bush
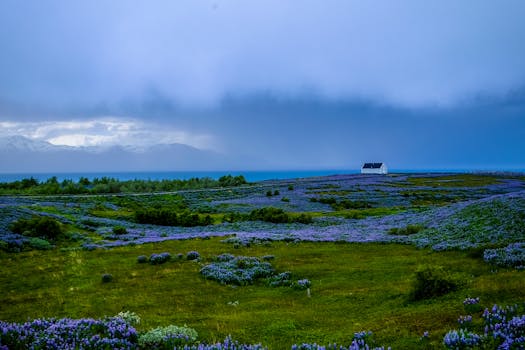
[101,273,113,283]
[135,209,212,227]
[137,255,148,263]
[138,324,198,349]
[463,297,482,314]
[388,224,425,235]
[294,279,312,290]
[9,216,64,241]
[409,265,460,301]
[113,225,128,235]
[268,272,292,287]
[316,197,372,210]
[186,251,200,261]
[222,208,312,224]
[150,252,171,265]
[28,237,54,250]
[200,255,275,285]
[116,311,141,326]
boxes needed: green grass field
[1,238,523,349]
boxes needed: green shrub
[135,209,212,227]
[281,197,290,202]
[112,226,128,235]
[28,237,54,250]
[116,311,141,325]
[409,265,460,301]
[138,324,198,349]
[388,224,425,235]
[9,216,64,241]
[0,240,8,251]
[101,274,113,283]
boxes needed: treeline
[310,197,372,210]
[135,206,312,227]
[224,207,313,224]
[135,209,213,227]
[0,175,248,195]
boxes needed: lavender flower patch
[443,329,482,349]
[150,252,172,265]
[443,301,525,350]
[200,255,275,285]
[292,331,390,350]
[0,316,138,349]
[410,191,525,250]
[483,243,525,269]
[0,207,31,250]
[173,336,267,350]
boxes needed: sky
[1,0,525,171]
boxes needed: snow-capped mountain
[0,135,71,152]
[0,136,233,172]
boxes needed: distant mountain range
[0,136,238,172]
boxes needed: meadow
[0,173,524,349]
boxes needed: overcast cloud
[1,1,524,170]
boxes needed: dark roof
[362,163,384,169]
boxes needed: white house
[361,162,388,174]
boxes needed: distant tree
[78,177,91,186]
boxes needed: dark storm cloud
[1,1,524,170]
[1,0,525,111]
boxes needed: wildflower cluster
[0,316,138,349]
[200,255,274,285]
[267,271,293,287]
[443,329,482,349]
[463,297,482,313]
[443,301,525,349]
[294,279,312,290]
[457,315,473,329]
[483,243,525,269]
[173,336,267,349]
[150,252,172,265]
[187,251,201,260]
[291,331,390,350]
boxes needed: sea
[0,169,522,183]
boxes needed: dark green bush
[101,274,113,283]
[248,207,289,223]
[28,237,54,250]
[409,265,460,301]
[9,216,64,241]
[135,209,212,227]
[388,224,425,235]
[112,226,128,235]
